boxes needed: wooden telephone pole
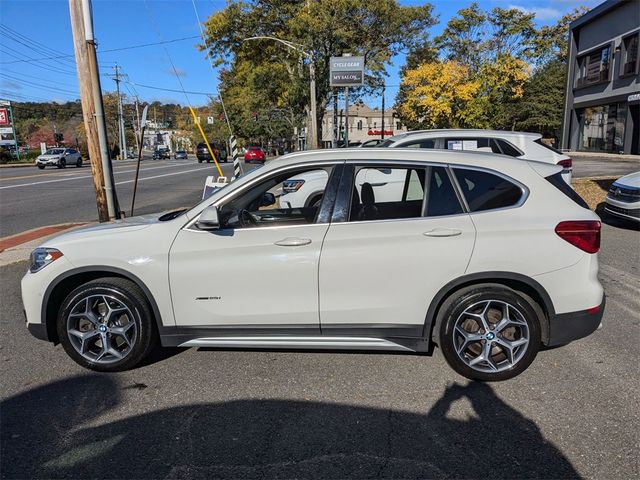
[69,0,118,221]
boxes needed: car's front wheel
[37,164,45,169]
[438,284,541,382]
[57,159,66,169]
[57,277,158,372]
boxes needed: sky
[0,0,602,108]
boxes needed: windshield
[44,149,64,155]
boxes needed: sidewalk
[567,151,639,162]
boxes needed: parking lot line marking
[0,163,213,190]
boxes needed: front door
[319,163,476,333]
[169,164,339,329]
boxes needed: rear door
[318,162,476,334]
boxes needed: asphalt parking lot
[0,211,638,479]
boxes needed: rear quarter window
[546,172,589,209]
[453,168,524,212]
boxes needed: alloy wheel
[452,300,530,373]
[66,294,137,364]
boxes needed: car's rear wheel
[76,157,83,167]
[57,277,158,372]
[438,285,541,382]
[37,165,45,169]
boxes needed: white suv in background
[381,129,573,185]
[22,149,604,381]
[280,130,572,210]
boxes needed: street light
[243,36,318,150]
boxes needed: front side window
[219,167,332,229]
[453,168,524,212]
[576,45,611,87]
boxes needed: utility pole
[381,82,386,140]
[111,63,127,159]
[69,0,118,221]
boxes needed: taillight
[557,158,572,171]
[555,221,601,254]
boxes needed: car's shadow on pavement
[1,375,579,479]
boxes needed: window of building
[373,122,377,129]
[396,122,402,130]
[357,120,363,130]
[575,45,611,87]
[453,168,524,212]
[621,33,639,76]
[577,103,627,153]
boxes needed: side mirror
[259,192,276,207]
[197,205,220,230]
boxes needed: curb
[0,163,35,168]
[0,224,88,269]
[569,152,640,162]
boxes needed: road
[0,214,638,479]
[0,156,237,237]
[572,155,639,178]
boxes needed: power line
[0,35,201,65]
[123,80,217,96]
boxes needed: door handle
[274,237,312,247]
[423,228,462,237]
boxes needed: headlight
[283,179,305,193]
[29,248,63,273]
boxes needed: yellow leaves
[398,55,530,128]
[398,61,481,128]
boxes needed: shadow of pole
[1,376,580,479]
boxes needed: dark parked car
[196,141,228,163]
[244,146,266,164]
[153,148,170,160]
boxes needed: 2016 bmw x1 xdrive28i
[22,149,605,381]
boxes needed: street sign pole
[344,87,349,147]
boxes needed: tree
[200,0,436,146]
[513,60,565,139]
[396,61,483,129]
[533,7,590,63]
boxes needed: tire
[57,277,158,372]
[76,157,83,167]
[207,159,211,163]
[37,165,45,170]
[57,159,66,169]
[438,284,541,382]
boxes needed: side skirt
[176,336,425,353]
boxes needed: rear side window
[425,167,464,216]
[534,138,563,154]
[453,168,524,212]
[494,139,523,157]
[444,137,500,153]
[546,172,589,209]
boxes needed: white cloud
[509,4,563,21]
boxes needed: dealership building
[561,0,639,155]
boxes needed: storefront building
[321,103,408,148]
[561,0,639,155]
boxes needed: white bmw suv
[22,149,604,381]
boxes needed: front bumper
[547,295,605,347]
